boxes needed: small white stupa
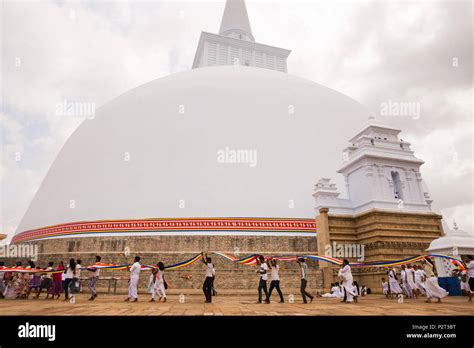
[427,220,474,277]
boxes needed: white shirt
[259,263,269,281]
[423,262,435,278]
[153,270,164,286]
[205,263,214,277]
[338,265,353,284]
[414,269,424,282]
[382,282,389,291]
[65,265,75,279]
[93,267,100,277]
[75,264,82,279]
[406,268,415,283]
[271,265,280,281]
[129,262,141,279]
[468,260,474,278]
[45,267,53,279]
[300,263,308,280]
[401,269,407,282]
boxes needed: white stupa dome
[14,66,371,241]
[427,221,474,254]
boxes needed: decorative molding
[12,217,317,243]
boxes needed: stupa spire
[219,0,255,42]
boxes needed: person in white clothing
[413,265,426,297]
[400,265,413,298]
[422,258,448,303]
[387,267,403,298]
[0,261,5,299]
[150,262,166,303]
[73,259,82,297]
[256,256,270,304]
[322,282,343,298]
[406,264,417,298]
[464,255,474,302]
[454,269,470,297]
[267,259,284,303]
[201,253,214,303]
[381,278,389,298]
[125,256,141,302]
[64,258,76,301]
[352,281,360,302]
[338,259,356,303]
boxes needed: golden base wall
[316,208,443,292]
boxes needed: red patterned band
[12,217,317,243]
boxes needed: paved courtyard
[0,292,472,316]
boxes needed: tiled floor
[0,293,472,316]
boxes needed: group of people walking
[1,255,473,304]
[0,256,102,302]
[252,256,314,304]
[381,257,474,303]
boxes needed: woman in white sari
[422,259,448,303]
[338,259,356,303]
[388,267,403,298]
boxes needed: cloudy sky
[1,0,472,244]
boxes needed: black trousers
[268,280,284,302]
[211,276,216,296]
[203,276,213,302]
[469,277,474,292]
[258,278,269,302]
[300,279,313,303]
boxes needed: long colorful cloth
[0,253,466,273]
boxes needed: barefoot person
[125,256,141,302]
[298,257,314,304]
[422,258,448,303]
[0,261,5,299]
[150,262,167,303]
[256,256,270,304]
[26,266,42,299]
[400,265,413,299]
[388,267,403,299]
[381,277,389,298]
[201,253,214,303]
[406,264,417,298]
[321,282,343,298]
[268,258,284,303]
[64,259,76,301]
[455,269,470,299]
[49,261,64,300]
[467,255,474,302]
[37,262,54,299]
[87,256,101,301]
[413,265,426,297]
[338,259,355,303]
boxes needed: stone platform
[0,293,472,316]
